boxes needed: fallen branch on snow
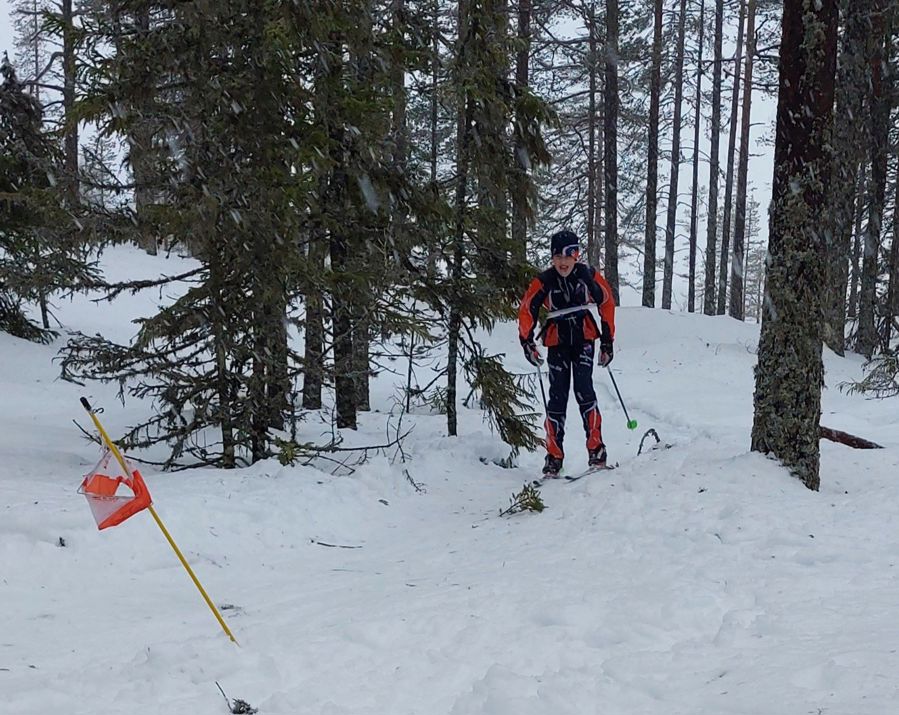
[820,425,883,450]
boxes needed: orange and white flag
[79,449,152,530]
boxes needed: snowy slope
[2,246,898,715]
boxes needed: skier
[518,229,616,477]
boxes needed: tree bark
[702,0,724,314]
[751,0,838,491]
[62,0,78,206]
[511,0,531,262]
[642,0,663,307]
[848,162,866,318]
[729,0,755,320]
[856,0,890,358]
[603,0,619,302]
[717,0,746,314]
[686,0,705,312]
[823,0,870,354]
[586,1,602,268]
[662,0,689,310]
[886,152,899,346]
[820,425,883,449]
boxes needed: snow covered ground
[2,246,898,714]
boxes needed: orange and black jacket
[518,263,616,348]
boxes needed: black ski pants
[544,342,603,459]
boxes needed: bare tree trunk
[686,0,705,312]
[717,0,746,314]
[430,0,439,185]
[353,314,371,411]
[586,1,601,268]
[511,0,531,262]
[603,0,620,301]
[886,155,899,345]
[448,0,472,438]
[331,220,357,429]
[62,0,78,206]
[209,234,236,468]
[702,0,724,314]
[662,0,689,310]
[857,0,890,358]
[130,8,157,256]
[642,0,663,307]
[848,162,866,318]
[823,0,870,354]
[751,0,838,491]
[302,233,327,410]
[729,0,755,320]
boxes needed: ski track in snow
[2,246,899,714]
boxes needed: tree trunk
[430,0,439,185]
[702,0,724,314]
[886,153,899,346]
[717,0,746,314]
[511,0,531,262]
[662,0,689,310]
[856,0,890,358]
[686,0,705,312]
[823,0,870,354]
[586,1,602,268]
[642,0,662,307]
[208,237,236,468]
[448,0,472,438]
[848,162,866,318]
[130,8,157,256]
[729,0,755,320]
[603,0,619,301]
[751,0,837,491]
[330,219,357,429]
[353,313,371,412]
[62,0,78,206]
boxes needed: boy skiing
[518,230,616,477]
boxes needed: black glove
[598,341,613,367]
[522,340,544,367]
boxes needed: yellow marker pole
[80,398,238,644]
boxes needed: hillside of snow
[2,246,898,715]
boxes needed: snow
[3,246,899,714]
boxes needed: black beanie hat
[550,230,580,257]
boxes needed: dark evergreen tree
[0,55,94,342]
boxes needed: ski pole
[536,363,548,412]
[606,367,638,430]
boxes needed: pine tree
[702,0,724,315]
[662,0,689,310]
[729,0,756,320]
[716,0,745,315]
[751,0,838,491]
[0,55,94,342]
[641,0,662,307]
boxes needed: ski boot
[587,445,607,469]
[542,454,563,478]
